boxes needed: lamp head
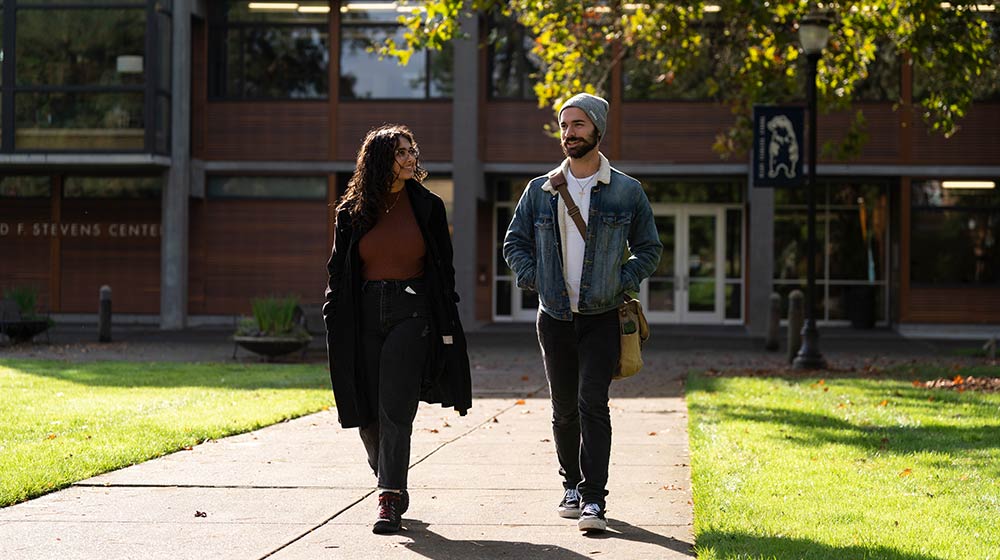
[798,10,833,55]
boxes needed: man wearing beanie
[503,93,661,533]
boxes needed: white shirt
[564,169,597,312]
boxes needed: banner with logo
[752,105,804,188]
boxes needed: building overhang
[0,154,171,174]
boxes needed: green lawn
[0,359,333,508]
[687,365,1000,560]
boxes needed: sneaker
[557,488,582,519]
[400,489,409,515]
[372,492,403,534]
[578,502,607,532]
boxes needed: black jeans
[536,307,620,509]
[357,277,430,492]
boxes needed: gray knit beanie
[558,93,609,138]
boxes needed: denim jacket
[503,153,662,321]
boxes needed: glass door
[642,206,725,323]
[642,211,679,322]
[683,209,724,323]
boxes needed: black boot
[373,492,403,534]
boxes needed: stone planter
[1,319,51,343]
[233,335,311,360]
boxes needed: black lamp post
[793,9,831,370]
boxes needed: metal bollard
[98,285,112,343]
[765,292,781,351]
[984,336,997,361]
[787,290,804,364]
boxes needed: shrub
[236,295,309,341]
[3,286,39,319]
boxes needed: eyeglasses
[394,147,419,161]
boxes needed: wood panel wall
[202,102,330,161]
[620,102,735,162]
[335,102,453,162]
[817,104,901,163]
[904,288,1000,323]
[0,199,52,312]
[188,199,329,315]
[58,200,161,313]
[483,101,564,163]
[911,104,1000,165]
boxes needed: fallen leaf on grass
[899,468,912,478]
[878,400,889,407]
[46,433,57,440]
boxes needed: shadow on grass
[696,531,946,560]
[1,358,328,390]
[688,376,1000,459]
[400,518,693,559]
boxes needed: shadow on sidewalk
[398,518,693,559]
[399,519,590,559]
[584,518,694,557]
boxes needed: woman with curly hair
[323,124,471,534]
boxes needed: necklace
[570,172,595,196]
[385,189,403,214]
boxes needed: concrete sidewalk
[1,325,986,559]
[0,333,695,560]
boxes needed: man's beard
[561,131,599,159]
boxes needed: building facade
[1,1,998,335]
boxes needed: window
[774,180,890,322]
[64,176,162,199]
[623,26,728,102]
[0,176,50,198]
[3,1,170,153]
[913,14,1000,102]
[850,41,901,102]
[340,1,451,99]
[911,180,1000,285]
[208,176,327,200]
[208,1,329,99]
[487,13,539,99]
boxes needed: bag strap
[550,171,587,240]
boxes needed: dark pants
[536,307,620,508]
[357,278,430,492]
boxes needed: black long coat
[323,180,472,429]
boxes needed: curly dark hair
[338,124,427,231]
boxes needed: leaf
[899,468,912,478]
[515,399,526,405]
[194,511,207,518]
[878,399,889,407]
[648,431,657,436]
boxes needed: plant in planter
[0,286,54,344]
[233,295,312,360]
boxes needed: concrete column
[746,182,775,339]
[160,0,193,330]
[451,5,484,328]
